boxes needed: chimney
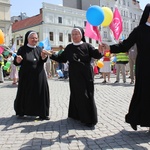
[40,8,43,14]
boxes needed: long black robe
[110,24,150,127]
[51,43,103,125]
[14,45,50,117]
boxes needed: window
[130,13,132,19]
[84,21,86,27]
[17,38,19,45]
[89,38,92,43]
[103,31,107,38]
[134,14,136,20]
[123,0,125,5]
[58,17,62,24]
[68,34,71,42]
[59,33,63,42]
[20,36,23,43]
[49,32,53,41]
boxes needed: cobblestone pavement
[0,74,150,150]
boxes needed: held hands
[41,49,55,59]
[41,50,48,59]
[98,43,110,54]
[16,55,23,63]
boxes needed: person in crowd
[45,55,52,79]
[13,30,50,120]
[63,61,69,79]
[111,54,117,75]
[102,3,150,130]
[128,44,137,84]
[100,50,111,83]
[114,49,129,84]
[43,27,103,127]
[57,45,64,78]
[0,54,4,83]
[7,52,18,85]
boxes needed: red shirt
[103,50,110,61]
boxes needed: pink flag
[109,8,122,41]
[0,46,4,54]
[85,21,102,42]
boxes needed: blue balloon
[38,41,44,48]
[12,53,16,57]
[86,5,104,26]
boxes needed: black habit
[51,43,103,125]
[14,45,50,117]
[110,23,150,127]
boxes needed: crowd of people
[0,3,149,131]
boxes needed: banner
[85,21,102,43]
[10,41,16,52]
[109,8,122,41]
[38,37,51,50]
[0,46,4,54]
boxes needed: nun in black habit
[44,27,103,127]
[103,4,150,130]
[14,31,50,120]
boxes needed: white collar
[27,43,36,48]
[73,41,83,45]
[146,22,150,26]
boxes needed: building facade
[0,0,11,47]
[11,0,142,50]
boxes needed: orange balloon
[0,29,4,44]
[97,60,104,68]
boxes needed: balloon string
[0,44,16,54]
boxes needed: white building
[0,0,11,47]
[11,0,142,50]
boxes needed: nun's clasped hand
[16,55,23,63]
[41,49,53,58]
[41,50,48,60]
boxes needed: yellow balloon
[97,60,104,68]
[101,7,113,27]
[0,29,4,44]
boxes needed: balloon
[86,5,104,26]
[97,60,104,68]
[3,66,9,70]
[38,41,44,48]
[101,7,113,27]
[105,52,110,57]
[6,61,11,67]
[0,29,4,44]
[12,53,17,57]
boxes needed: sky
[10,0,149,17]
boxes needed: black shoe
[114,81,119,83]
[17,115,24,118]
[123,81,126,83]
[102,80,106,83]
[39,116,50,120]
[85,123,95,127]
[130,123,137,131]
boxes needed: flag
[109,8,122,41]
[38,37,51,50]
[0,46,4,54]
[85,21,102,43]
[10,41,16,52]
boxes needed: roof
[12,14,43,32]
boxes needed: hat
[72,26,86,42]
[139,3,150,25]
[24,30,37,45]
